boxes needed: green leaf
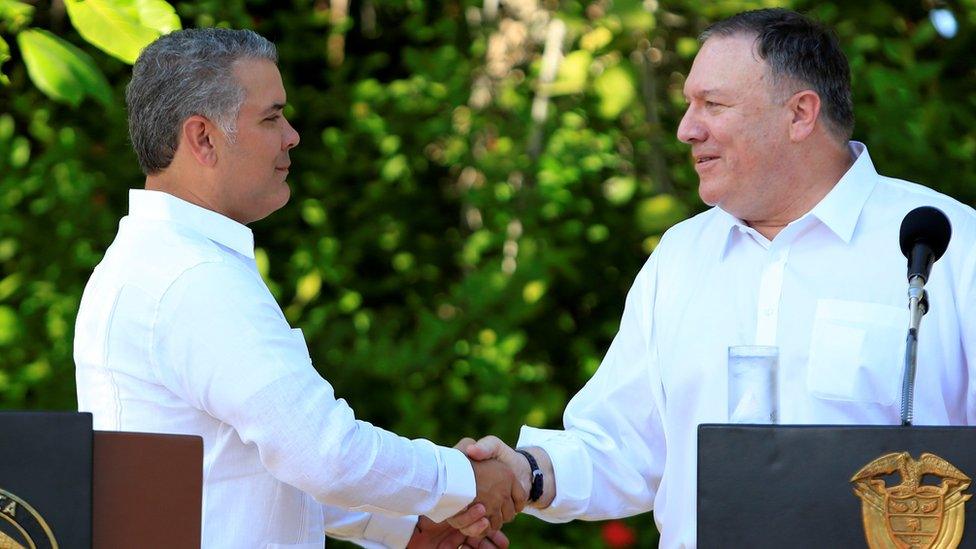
[635,194,689,234]
[548,50,591,96]
[579,27,614,52]
[64,0,163,64]
[522,280,547,304]
[593,64,636,119]
[608,0,656,32]
[0,305,20,346]
[135,0,181,34]
[338,290,362,313]
[295,271,322,303]
[0,0,35,31]
[676,37,700,59]
[0,36,9,85]
[16,29,113,107]
[602,176,637,205]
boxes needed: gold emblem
[851,452,971,549]
[0,489,58,549]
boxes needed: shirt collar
[806,141,877,244]
[716,141,878,259]
[127,189,256,258]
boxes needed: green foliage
[0,35,9,84]
[17,29,113,107]
[0,0,34,31]
[64,0,181,64]
[0,0,180,104]
[2,0,976,546]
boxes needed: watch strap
[515,449,543,503]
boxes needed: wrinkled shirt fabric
[76,189,476,549]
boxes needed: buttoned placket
[755,242,790,346]
[735,225,792,347]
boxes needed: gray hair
[701,8,854,141]
[126,28,278,174]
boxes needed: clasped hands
[408,436,529,549]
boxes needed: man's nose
[283,118,300,150]
[676,108,706,144]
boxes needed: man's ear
[181,115,220,167]
[787,90,821,142]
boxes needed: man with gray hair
[459,8,976,547]
[74,28,521,548]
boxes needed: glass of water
[728,345,778,424]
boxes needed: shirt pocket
[805,299,907,405]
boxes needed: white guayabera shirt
[75,190,475,549]
[518,142,976,548]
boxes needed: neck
[745,140,853,240]
[145,173,222,216]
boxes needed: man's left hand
[406,516,510,549]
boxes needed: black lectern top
[698,424,976,548]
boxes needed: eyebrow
[683,88,728,102]
[697,89,725,98]
[261,103,287,115]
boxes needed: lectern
[0,412,202,548]
[698,425,976,548]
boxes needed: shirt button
[762,308,774,317]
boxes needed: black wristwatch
[515,449,544,502]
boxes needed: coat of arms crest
[851,452,971,549]
[0,487,59,549]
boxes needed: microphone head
[899,206,952,262]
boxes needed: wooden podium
[0,412,202,548]
[94,430,202,548]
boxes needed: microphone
[898,206,951,426]
[900,206,952,284]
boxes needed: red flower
[602,520,636,548]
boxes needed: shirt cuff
[516,425,591,522]
[422,447,476,523]
[361,513,418,548]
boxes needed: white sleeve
[151,260,474,521]
[323,504,417,548]
[517,254,666,521]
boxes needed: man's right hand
[464,436,556,510]
[446,454,526,536]
[471,458,527,530]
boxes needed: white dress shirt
[517,142,976,548]
[75,190,476,549]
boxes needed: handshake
[408,436,554,548]
[410,436,553,548]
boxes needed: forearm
[514,446,556,509]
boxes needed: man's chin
[697,183,722,207]
[269,186,291,217]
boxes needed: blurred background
[2,0,975,546]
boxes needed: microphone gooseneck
[898,207,951,426]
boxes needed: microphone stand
[900,277,929,426]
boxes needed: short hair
[701,8,854,140]
[125,28,278,175]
